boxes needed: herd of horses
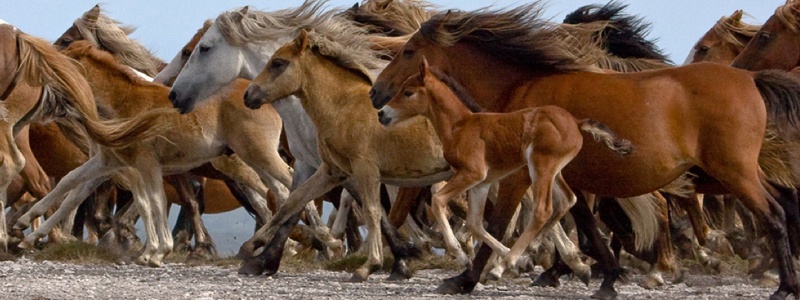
[3,0,800,298]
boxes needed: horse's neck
[85,65,165,115]
[425,82,472,143]
[445,44,538,112]
[297,58,377,135]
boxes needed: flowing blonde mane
[775,0,800,33]
[307,29,386,84]
[712,10,762,47]
[341,0,435,36]
[215,1,343,46]
[73,5,164,76]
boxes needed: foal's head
[378,57,432,126]
[243,30,310,109]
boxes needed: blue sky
[2,1,786,64]
[2,1,788,253]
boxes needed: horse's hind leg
[166,174,214,259]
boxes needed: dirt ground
[0,253,775,300]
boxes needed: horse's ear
[84,4,101,24]
[730,10,743,24]
[295,29,311,52]
[348,3,359,13]
[232,6,249,23]
[419,56,430,81]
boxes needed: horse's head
[371,25,446,109]
[170,7,259,114]
[378,57,431,126]
[732,3,800,71]
[55,4,100,50]
[0,24,19,100]
[686,10,759,65]
[154,20,213,87]
[243,30,309,110]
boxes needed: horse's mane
[340,0,435,36]
[73,5,164,76]
[307,29,387,84]
[427,68,482,113]
[215,0,343,46]
[711,11,761,47]
[419,2,588,74]
[563,1,670,63]
[775,1,800,34]
[62,41,160,88]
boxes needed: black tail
[754,70,800,131]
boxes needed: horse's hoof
[17,238,34,250]
[13,221,28,231]
[672,268,688,285]
[238,257,265,276]
[134,256,148,266]
[531,273,560,288]
[237,242,256,259]
[434,278,463,294]
[485,268,503,282]
[147,259,163,268]
[769,290,790,300]
[591,287,618,300]
[387,260,412,281]
[348,271,369,283]
[577,268,592,286]
[639,276,663,290]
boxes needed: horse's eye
[402,49,415,58]
[697,45,710,53]
[403,90,413,97]
[59,38,73,47]
[759,31,771,41]
[198,45,211,53]
[271,59,286,69]
[181,49,192,58]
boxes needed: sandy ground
[0,256,774,300]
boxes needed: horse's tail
[615,194,661,252]
[578,119,634,156]
[753,70,800,131]
[16,30,172,149]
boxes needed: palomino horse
[378,57,633,281]
[370,4,800,299]
[0,24,173,252]
[168,3,429,279]
[242,29,452,281]
[13,41,293,267]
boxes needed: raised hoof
[387,260,412,281]
[485,269,503,282]
[591,287,618,300]
[237,242,257,259]
[434,278,465,294]
[531,273,560,288]
[13,220,29,231]
[238,257,266,276]
[17,239,33,250]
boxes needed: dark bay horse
[370,4,800,299]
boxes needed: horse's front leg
[349,161,383,282]
[238,163,344,276]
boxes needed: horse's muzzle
[369,84,393,109]
[243,85,266,110]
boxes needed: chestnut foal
[378,58,633,277]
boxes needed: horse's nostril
[244,91,250,101]
[369,88,376,99]
[377,110,385,118]
[168,90,178,102]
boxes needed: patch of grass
[0,251,16,262]
[34,241,119,264]
[409,254,461,271]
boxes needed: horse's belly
[562,143,691,197]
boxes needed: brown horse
[686,10,761,65]
[379,57,633,280]
[732,1,800,72]
[370,4,800,299]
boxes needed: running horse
[685,10,761,65]
[732,1,800,73]
[378,56,633,280]
[370,4,800,299]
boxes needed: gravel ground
[0,257,775,300]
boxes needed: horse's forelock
[775,1,800,33]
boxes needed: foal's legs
[0,127,27,250]
[430,172,482,268]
